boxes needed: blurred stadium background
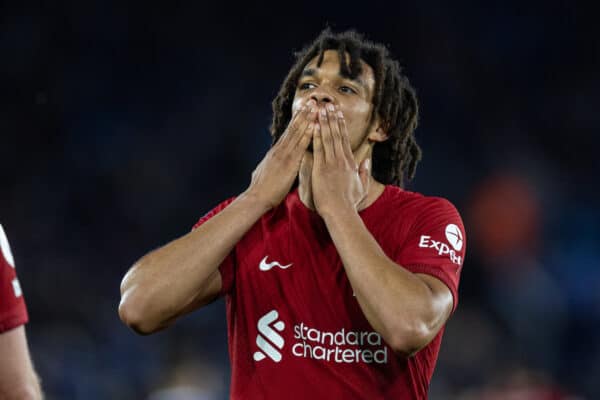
[1,1,598,399]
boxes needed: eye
[299,82,316,90]
[339,86,357,94]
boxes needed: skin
[293,50,386,211]
[119,50,453,356]
[294,51,453,355]
[0,326,43,399]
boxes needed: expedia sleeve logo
[444,224,463,251]
[418,224,464,265]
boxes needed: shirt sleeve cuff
[0,312,29,333]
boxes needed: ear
[367,115,389,143]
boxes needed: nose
[310,88,335,105]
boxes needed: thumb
[359,158,371,188]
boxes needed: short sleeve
[394,198,466,313]
[0,224,28,333]
[192,197,237,296]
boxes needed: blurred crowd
[1,1,598,399]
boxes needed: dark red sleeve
[192,197,237,296]
[394,198,466,312]
[0,225,28,333]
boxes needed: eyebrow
[300,68,367,90]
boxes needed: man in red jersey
[120,29,466,399]
[0,224,42,399]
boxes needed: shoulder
[379,186,461,219]
[375,186,465,242]
[191,194,290,234]
[412,194,462,224]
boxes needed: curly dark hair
[270,29,422,187]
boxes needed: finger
[327,104,345,161]
[294,121,315,155]
[290,99,316,124]
[278,101,314,147]
[336,110,354,162]
[318,106,334,163]
[288,103,309,131]
[286,101,317,147]
[290,106,318,148]
[312,122,324,167]
[289,105,302,123]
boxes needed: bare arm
[0,326,43,400]
[321,208,453,357]
[312,104,453,356]
[119,193,270,334]
[119,101,318,334]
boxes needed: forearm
[119,191,270,333]
[322,207,440,354]
[0,327,43,400]
[0,378,42,400]
[120,101,316,333]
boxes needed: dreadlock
[270,29,422,187]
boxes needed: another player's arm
[312,105,453,357]
[0,327,43,400]
[119,102,318,335]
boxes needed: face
[292,50,386,153]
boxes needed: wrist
[318,203,358,222]
[239,189,274,214]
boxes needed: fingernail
[337,111,344,118]
[327,104,334,112]
[307,99,316,107]
[320,108,327,116]
[366,159,371,170]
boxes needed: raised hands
[245,99,318,210]
[246,99,371,215]
[311,103,371,217]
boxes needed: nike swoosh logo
[259,256,292,271]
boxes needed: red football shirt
[0,224,28,333]
[194,185,466,399]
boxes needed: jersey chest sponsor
[253,309,389,365]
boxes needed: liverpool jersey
[194,185,466,399]
[0,224,28,333]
